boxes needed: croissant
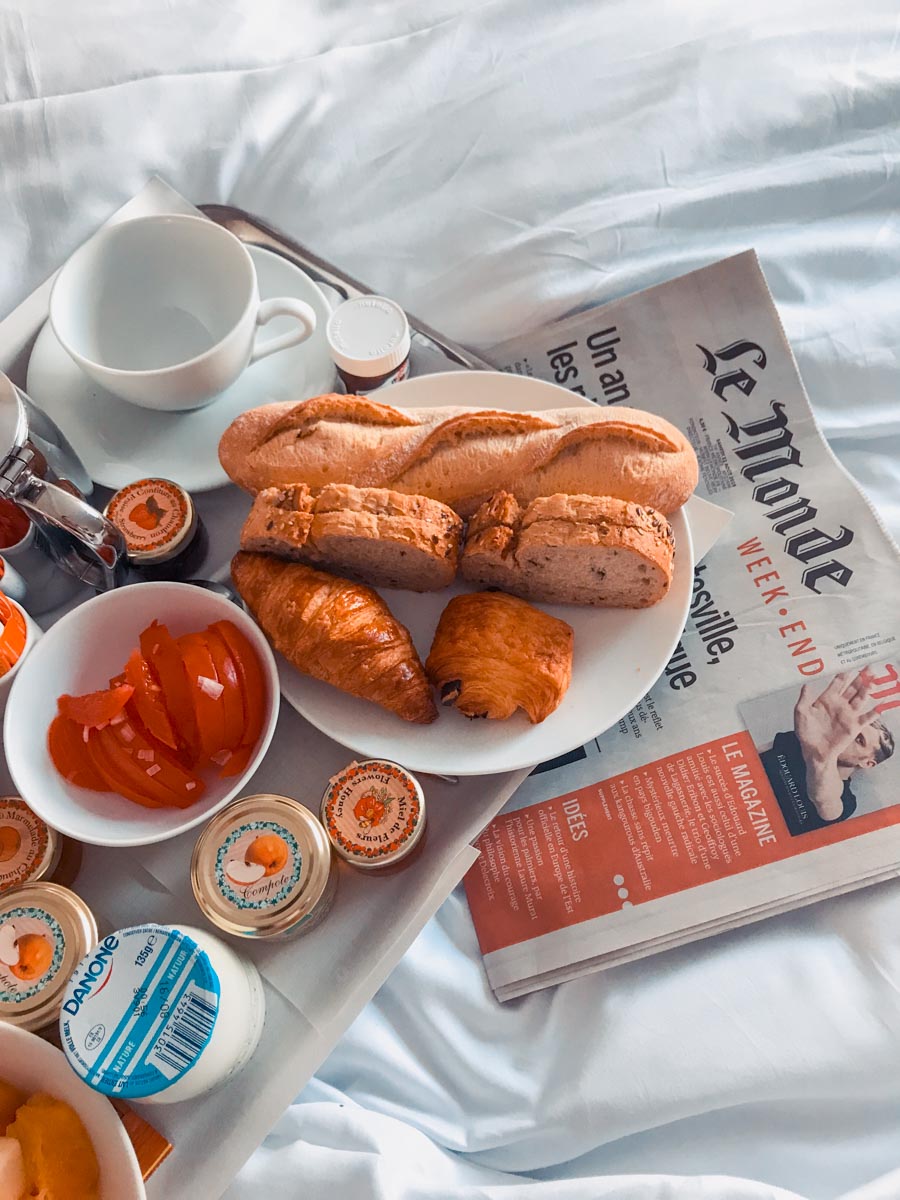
[426,592,574,723]
[231,552,437,723]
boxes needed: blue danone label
[60,924,220,1099]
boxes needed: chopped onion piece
[82,726,90,743]
[110,712,125,726]
[185,781,197,792]
[146,763,161,777]
[137,749,155,762]
[120,724,135,743]
[197,675,224,699]
[210,749,231,766]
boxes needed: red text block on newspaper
[465,727,900,956]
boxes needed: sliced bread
[460,492,675,607]
[240,483,463,591]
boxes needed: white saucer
[26,246,337,492]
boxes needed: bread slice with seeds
[460,492,675,607]
[240,483,463,591]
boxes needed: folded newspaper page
[467,251,900,1001]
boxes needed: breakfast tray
[0,178,529,1198]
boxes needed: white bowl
[0,1022,145,1199]
[3,582,279,847]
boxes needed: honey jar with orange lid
[0,796,82,894]
[320,760,426,872]
[191,794,336,940]
[0,881,98,1034]
[103,476,208,581]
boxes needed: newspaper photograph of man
[740,668,896,836]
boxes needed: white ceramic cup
[49,214,318,411]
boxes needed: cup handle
[250,298,317,364]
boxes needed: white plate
[0,1022,145,1200]
[276,371,693,776]
[25,246,336,492]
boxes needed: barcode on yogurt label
[148,985,218,1080]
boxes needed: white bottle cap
[326,296,411,378]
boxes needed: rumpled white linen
[2,1,900,1197]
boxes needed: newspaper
[465,251,900,1001]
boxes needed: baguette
[219,393,698,516]
[240,483,463,591]
[461,492,675,607]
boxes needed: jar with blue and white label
[59,923,265,1104]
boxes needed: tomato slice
[0,603,26,668]
[58,684,134,728]
[113,709,206,808]
[211,620,266,749]
[217,742,255,779]
[86,728,166,809]
[48,715,107,791]
[124,650,178,751]
[203,629,244,752]
[177,633,227,761]
[140,621,199,759]
[90,722,202,810]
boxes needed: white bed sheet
[3,2,900,1197]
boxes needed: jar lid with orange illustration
[103,477,196,565]
[0,882,98,1033]
[191,794,336,939]
[320,760,426,870]
[0,797,60,894]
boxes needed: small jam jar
[104,477,208,581]
[190,794,336,939]
[0,882,98,1034]
[321,760,426,871]
[326,296,411,394]
[0,797,82,894]
[59,923,265,1104]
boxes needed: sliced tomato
[0,602,26,668]
[203,629,244,752]
[48,715,107,791]
[58,684,134,728]
[211,620,266,749]
[111,711,206,809]
[124,650,178,751]
[86,728,166,809]
[140,621,199,759]
[217,741,255,779]
[177,632,227,761]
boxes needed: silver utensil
[0,373,126,592]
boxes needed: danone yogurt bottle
[59,923,265,1104]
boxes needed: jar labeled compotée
[59,923,264,1104]
[191,794,336,939]
[321,760,426,871]
[0,797,82,893]
[0,883,97,1034]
